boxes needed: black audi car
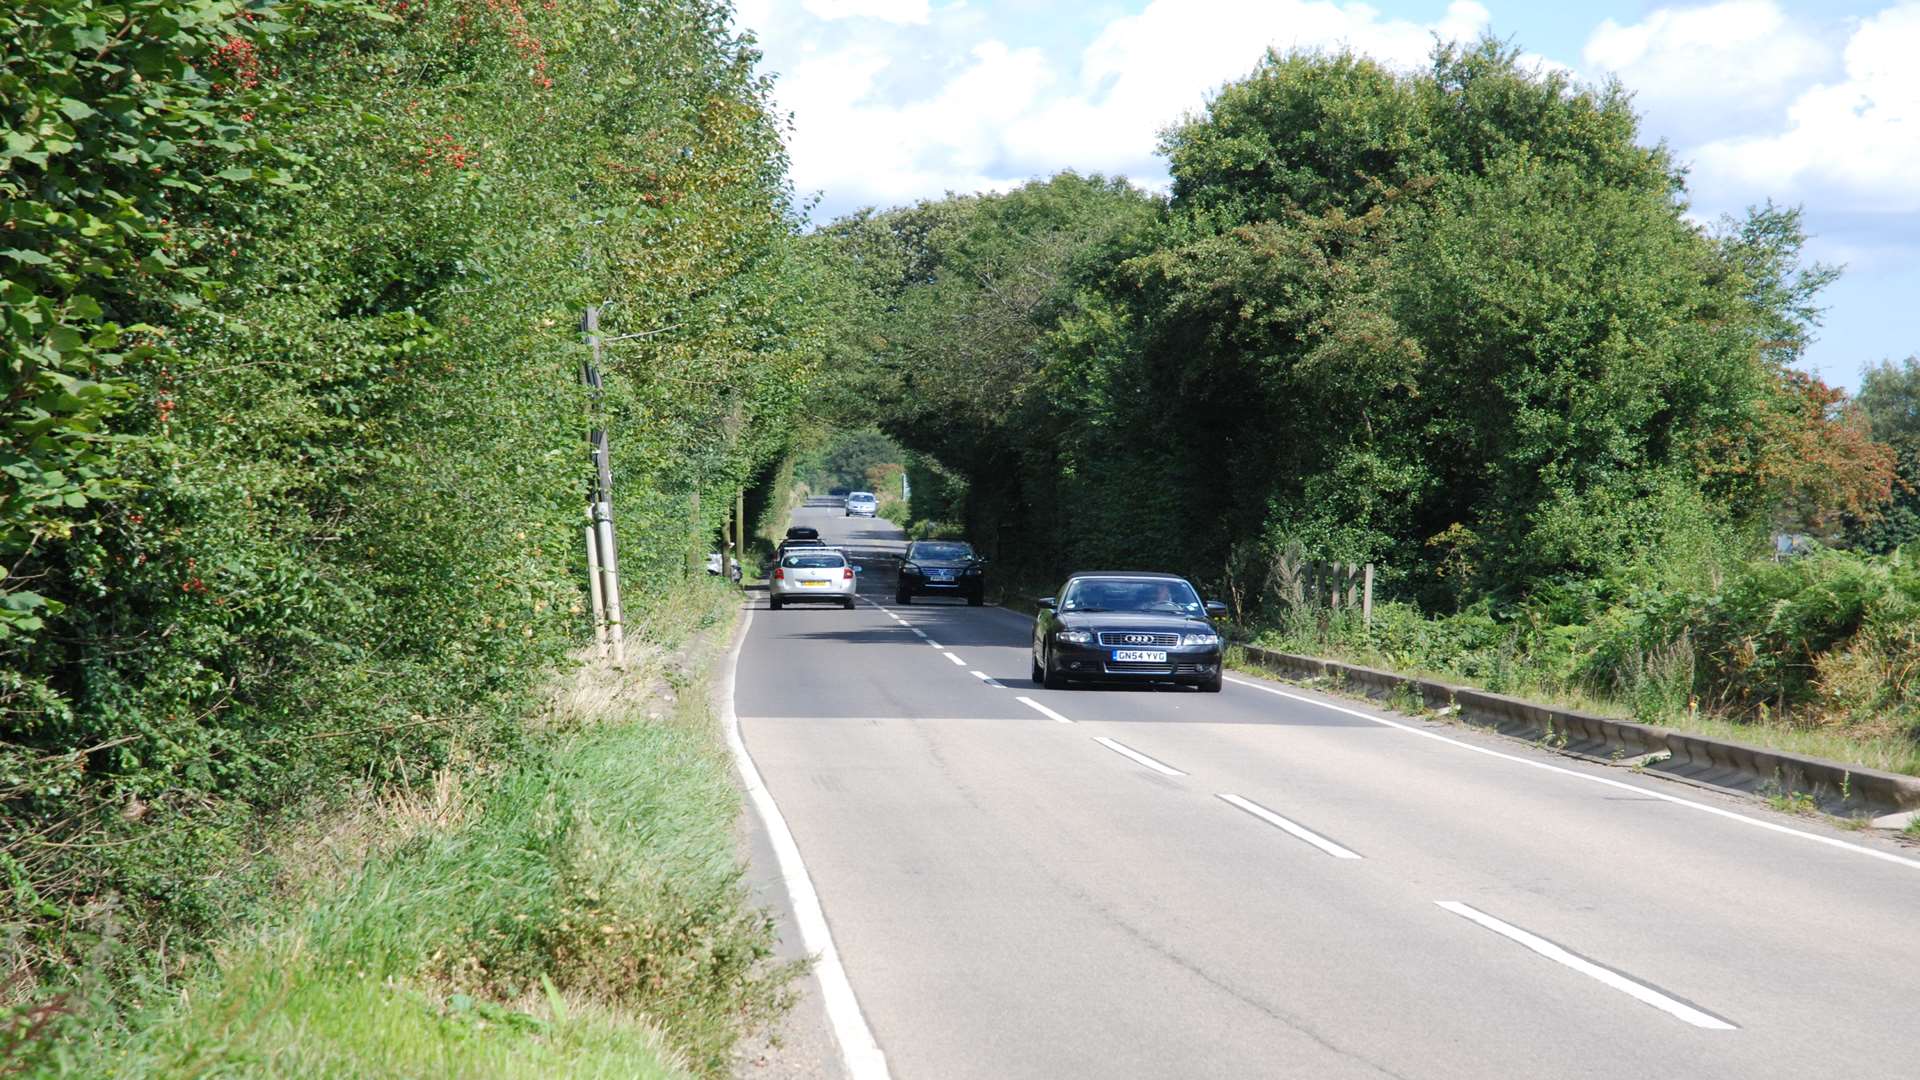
[894,540,987,605]
[1031,572,1227,691]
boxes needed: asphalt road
[733,502,1920,1080]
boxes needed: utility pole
[687,485,702,579]
[735,489,747,574]
[581,305,626,667]
[584,503,607,655]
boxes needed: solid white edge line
[1093,736,1186,777]
[722,603,892,1079]
[943,652,966,666]
[968,670,1005,688]
[1217,793,1363,859]
[1434,901,1737,1030]
[1017,696,1074,724]
[1223,676,1920,873]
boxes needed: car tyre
[966,592,983,607]
[769,597,784,611]
[894,591,911,605]
[1042,651,1070,690]
[1030,652,1045,684]
[1199,670,1223,693]
[842,597,855,610]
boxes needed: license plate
[801,580,830,587]
[1112,649,1167,663]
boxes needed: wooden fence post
[1363,563,1374,626]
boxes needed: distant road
[735,501,1920,1079]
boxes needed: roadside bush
[1254,545,1920,755]
[5,0,821,1020]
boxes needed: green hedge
[4,0,822,996]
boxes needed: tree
[1848,357,1920,551]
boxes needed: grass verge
[15,579,795,1078]
[1234,634,1920,778]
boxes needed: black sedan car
[1031,572,1227,692]
[894,540,987,605]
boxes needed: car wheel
[1030,652,1045,683]
[842,597,855,610]
[1200,670,1223,693]
[769,597,783,611]
[1042,651,1070,690]
[894,592,910,605]
[966,592,983,607]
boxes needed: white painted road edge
[1218,793,1363,859]
[1224,677,1920,873]
[722,602,891,1079]
[1093,736,1186,776]
[1434,901,1737,1030]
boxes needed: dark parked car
[895,540,986,605]
[776,537,825,561]
[1031,572,1227,692]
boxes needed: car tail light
[774,567,784,580]
[843,567,854,580]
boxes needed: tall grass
[15,580,794,1078]
[1250,547,1920,776]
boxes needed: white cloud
[1689,2,1920,214]
[759,0,1493,212]
[1002,0,1491,176]
[800,0,931,24]
[1581,1,1835,143]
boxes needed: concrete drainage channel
[1236,644,1920,829]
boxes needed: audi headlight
[1182,633,1221,647]
[1055,630,1092,645]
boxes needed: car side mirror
[1036,597,1056,610]
[853,565,863,573]
[1205,600,1229,617]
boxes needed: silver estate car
[770,548,858,610]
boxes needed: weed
[1766,790,1819,816]
[1386,680,1422,715]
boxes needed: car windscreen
[911,543,972,560]
[1059,578,1202,615]
[783,554,846,568]
[848,493,875,502]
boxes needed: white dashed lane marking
[1092,736,1185,777]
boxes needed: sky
[730,1,1920,388]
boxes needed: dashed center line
[1093,736,1185,776]
[1224,676,1920,873]
[1017,696,1074,724]
[1434,901,1738,1031]
[968,670,1005,688]
[910,628,928,638]
[925,639,943,649]
[1217,794,1363,859]
[943,652,966,666]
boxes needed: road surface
[732,501,1920,1080]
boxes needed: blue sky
[733,1,1920,387]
